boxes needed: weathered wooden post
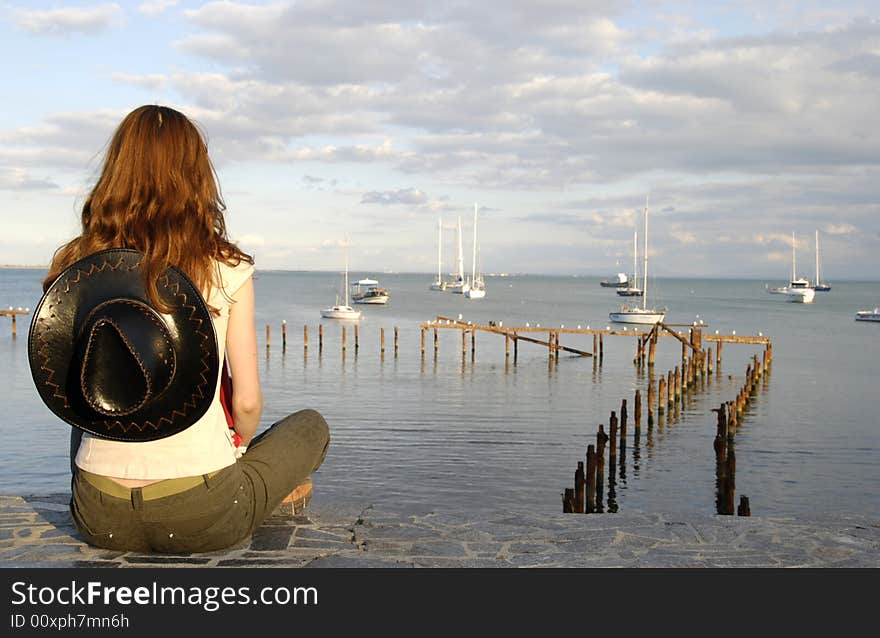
[599,334,604,361]
[471,328,476,358]
[514,332,519,364]
[341,325,346,352]
[658,377,666,414]
[609,412,618,463]
[674,365,681,400]
[434,327,438,356]
[716,340,723,369]
[647,379,655,427]
[420,327,425,356]
[394,326,399,357]
[505,333,510,359]
[707,347,713,375]
[319,324,323,352]
[725,444,736,515]
[354,324,359,352]
[667,370,674,407]
[303,324,308,353]
[265,324,270,351]
[593,334,598,357]
[737,495,751,517]
[282,320,287,351]
[563,489,575,513]
[381,327,385,355]
[681,340,687,365]
[11,314,16,337]
[596,425,608,509]
[620,400,628,449]
[585,445,597,514]
[461,329,466,357]
[574,462,585,514]
[634,390,642,433]
[648,326,657,367]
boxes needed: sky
[1,1,878,279]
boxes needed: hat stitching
[35,253,215,436]
[104,272,214,433]
[35,254,137,409]
[80,317,153,417]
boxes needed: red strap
[219,358,242,447]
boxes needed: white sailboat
[610,196,667,324]
[814,230,831,291]
[465,203,486,299]
[430,217,446,290]
[321,238,362,320]
[447,215,470,293]
[616,230,643,297]
[855,308,880,322]
[780,232,815,303]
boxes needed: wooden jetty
[1,308,29,336]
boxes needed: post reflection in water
[632,431,641,478]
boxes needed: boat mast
[344,237,350,307]
[642,195,649,311]
[633,230,638,290]
[437,217,442,284]
[792,231,796,282]
[471,203,478,288]
[815,229,820,286]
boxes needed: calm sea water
[2,268,878,517]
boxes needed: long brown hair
[43,105,252,311]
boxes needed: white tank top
[74,259,255,479]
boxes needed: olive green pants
[69,409,330,553]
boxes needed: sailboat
[617,230,643,297]
[814,230,831,291]
[465,203,486,299]
[430,217,446,290]
[774,232,815,303]
[610,196,666,324]
[321,238,362,320]
[447,215,469,293]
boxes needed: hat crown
[75,298,177,418]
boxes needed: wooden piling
[394,326,399,357]
[716,340,722,369]
[354,324,359,352]
[609,413,618,460]
[574,462,585,514]
[585,445,597,514]
[461,329,466,357]
[634,390,642,433]
[681,340,687,364]
[596,425,607,509]
[505,333,510,359]
[381,327,385,354]
[707,347,713,375]
[737,495,751,517]
[620,400,628,448]
[11,314,16,337]
[648,327,657,367]
[599,334,604,361]
[342,326,346,352]
[319,324,323,352]
[658,377,666,413]
[434,327,438,355]
[265,324,270,351]
[674,366,681,400]
[282,320,287,350]
[593,334,598,357]
[667,370,674,407]
[471,329,475,358]
[563,488,575,513]
[647,381,655,428]
[303,324,308,352]
[514,332,519,363]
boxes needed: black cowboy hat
[29,248,219,442]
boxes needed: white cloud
[138,0,179,16]
[825,223,857,235]
[13,3,124,35]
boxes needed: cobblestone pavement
[1,494,878,567]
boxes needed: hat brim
[29,248,219,442]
